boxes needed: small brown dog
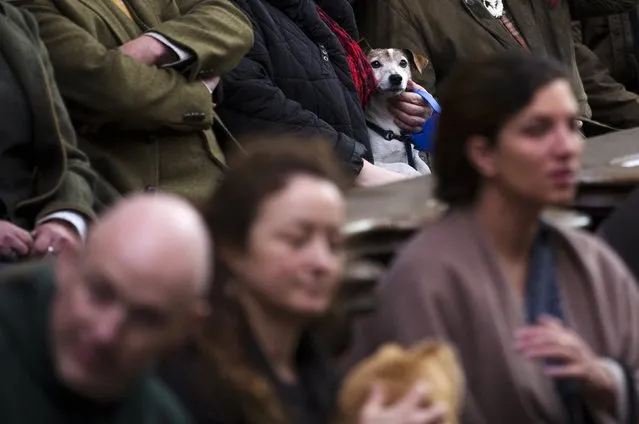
[337,342,464,424]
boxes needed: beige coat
[343,210,639,423]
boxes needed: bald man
[0,193,211,423]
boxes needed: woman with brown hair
[159,139,445,424]
[343,53,639,424]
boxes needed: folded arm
[18,0,215,131]
[150,0,254,80]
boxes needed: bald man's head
[88,193,212,296]
[51,193,213,400]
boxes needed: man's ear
[189,298,211,335]
[402,49,430,74]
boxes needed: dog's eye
[371,60,382,69]
[399,59,408,68]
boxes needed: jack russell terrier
[366,48,431,176]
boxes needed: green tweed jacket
[0,1,99,227]
[17,0,254,204]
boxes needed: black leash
[366,120,416,169]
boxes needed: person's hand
[0,220,32,259]
[31,221,80,257]
[359,381,446,424]
[119,35,176,66]
[388,80,433,133]
[515,315,616,395]
[356,160,410,187]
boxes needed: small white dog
[366,48,431,176]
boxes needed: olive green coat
[18,0,254,204]
[0,1,98,226]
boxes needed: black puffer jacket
[216,0,372,174]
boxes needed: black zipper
[318,43,331,75]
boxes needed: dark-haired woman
[160,138,446,424]
[344,53,639,424]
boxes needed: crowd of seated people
[1,0,639,422]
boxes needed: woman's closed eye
[281,231,309,250]
[521,119,553,137]
[520,116,580,137]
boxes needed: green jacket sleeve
[10,4,99,222]
[151,0,254,80]
[17,0,217,132]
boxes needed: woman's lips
[549,169,576,185]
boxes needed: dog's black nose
[389,74,403,86]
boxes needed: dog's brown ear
[358,38,373,55]
[403,49,430,74]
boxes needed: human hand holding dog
[356,160,410,187]
[388,80,433,133]
[359,381,446,424]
